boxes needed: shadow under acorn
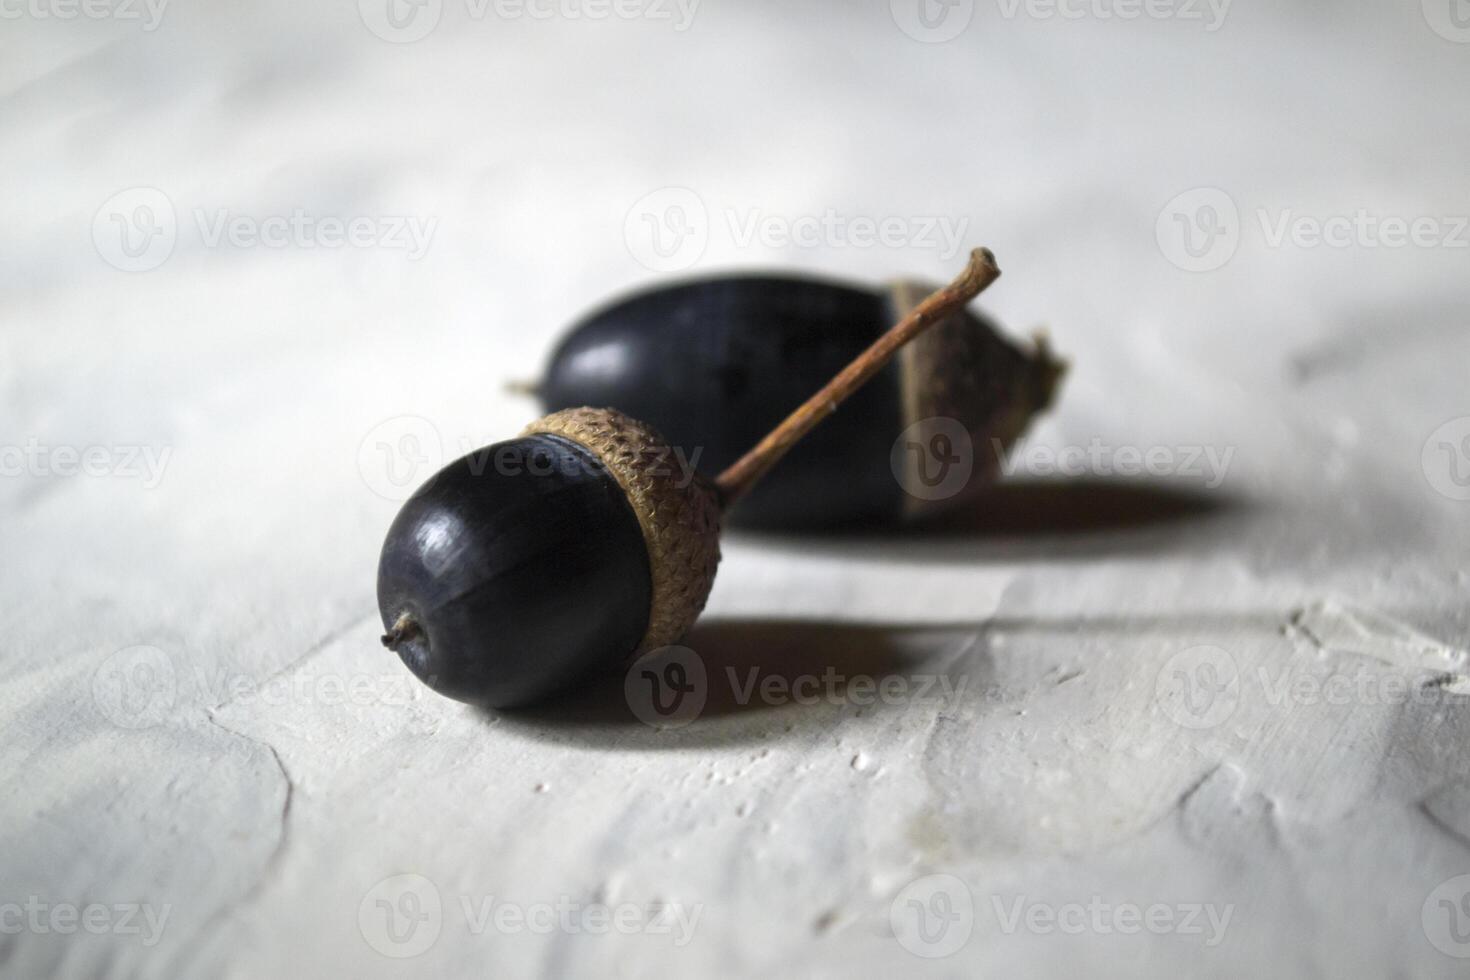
[484,479,1251,747]
[482,619,990,751]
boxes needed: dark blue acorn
[536,274,1065,528]
[377,434,655,707]
[379,250,1005,708]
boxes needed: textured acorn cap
[524,407,722,657]
[888,280,1069,521]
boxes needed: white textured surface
[4,2,1470,977]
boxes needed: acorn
[533,267,1066,528]
[379,249,1002,709]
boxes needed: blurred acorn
[379,250,1004,708]
[533,272,1066,528]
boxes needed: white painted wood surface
[4,2,1470,977]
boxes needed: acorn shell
[537,274,1065,529]
[524,407,721,657]
[376,434,653,708]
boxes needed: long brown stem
[714,247,1001,506]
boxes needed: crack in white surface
[207,611,376,712]
[171,709,296,974]
[1289,599,1468,677]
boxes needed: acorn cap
[524,407,722,657]
[888,279,1069,521]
